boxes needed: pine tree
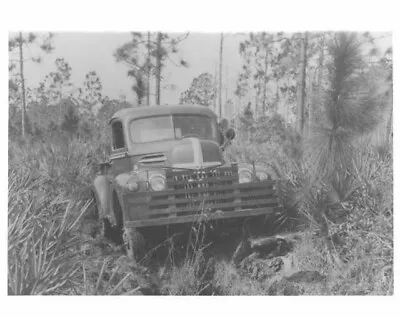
[114,32,189,106]
[83,70,103,103]
[296,32,308,135]
[179,73,216,107]
[146,32,151,106]
[45,58,73,125]
[8,32,54,138]
[381,47,393,146]
[218,33,224,119]
[306,32,382,181]
[236,32,303,120]
[128,70,146,106]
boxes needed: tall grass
[8,131,114,295]
[8,132,155,295]
[8,169,88,294]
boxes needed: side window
[112,121,125,150]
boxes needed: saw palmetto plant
[8,170,88,295]
[305,32,383,183]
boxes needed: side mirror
[225,128,236,141]
[219,119,229,131]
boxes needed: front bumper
[125,206,282,228]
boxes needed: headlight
[256,171,270,181]
[149,174,166,191]
[238,169,252,183]
[126,180,139,192]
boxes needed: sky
[13,32,392,107]
[16,32,246,105]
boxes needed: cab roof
[110,104,217,125]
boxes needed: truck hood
[130,138,224,170]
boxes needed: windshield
[129,114,218,143]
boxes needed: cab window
[111,121,125,150]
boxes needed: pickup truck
[92,104,281,261]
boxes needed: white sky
[16,32,392,106]
[17,32,245,105]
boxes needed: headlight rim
[238,168,253,184]
[148,174,166,192]
[126,180,139,192]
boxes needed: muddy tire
[100,218,113,239]
[123,227,146,262]
[87,191,100,220]
[111,194,124,244]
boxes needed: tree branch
[166,55,179,67]
[25,43,36,61]
[169,32,189,43]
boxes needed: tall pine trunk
[219,33,224,119]
[59,85,63,125]
[18,32,26,139]
[147,32,151,106]
[308,67,314,136]
[386,87,393,145]
[213,63,218,113]
[296,32,308,135]
[262,51,268,116]
[222,65,230,119]
[285,77,289,130]
[316,33,325,127]
[256,78,262,118]
[156,32,162,105]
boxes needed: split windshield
[129,114,219,143]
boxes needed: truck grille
[124,164,279,221]
[169,166,236,213]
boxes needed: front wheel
[123,227,146,262]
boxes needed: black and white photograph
[5,1,395,304]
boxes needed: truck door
[109,120,131,176]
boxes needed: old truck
[92,104,281,261]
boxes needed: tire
[100,217,113,239]
[123,227,146,262]
[111,193,124,244]
[88,191,100,220]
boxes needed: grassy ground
[7,133,393,295]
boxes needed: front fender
[93,175,112,221]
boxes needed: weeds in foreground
[81,257,141,295]
[156,224,216,295]
[8,170,88,295]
